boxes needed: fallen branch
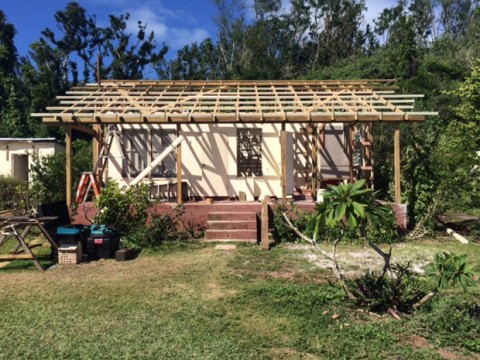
[413,291,437,310]
[388,307,402,321]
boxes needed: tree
[450,59,480,121]
[0,10,30,137]
[283,180,394,299]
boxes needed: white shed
[0,138,65,182]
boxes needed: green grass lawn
[0,240,479,359]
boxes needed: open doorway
[12,154,28,182]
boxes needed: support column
[260,195,270,250]
[319,124,325,187]
[349,125,355,183]
[92,124,101,168]
[281,123,287,201]
[310,125,318,197]
[364,123,373,189]
[176,124,183,205]
[66,126,72,206]
[394,125,401,204]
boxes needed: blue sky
[2,0,395,60]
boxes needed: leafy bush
[426,252,476,292]
[347,263,428,313]
[126,211,191,249]
[272,202,313,243]
[95,180,150,240]
[0,175,38,215]
[30,139,92,204]
[95,181,192,249]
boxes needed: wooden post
[281,124,287,201]
[260,195,270,250]
[318,124,325,188]
[93,53,102,170]
[349,125,355,183]
[176,124,183,205]
[394,125,401,204]
[92,125,101,169]
[365,123,373,189]
[311,125,318,197]
[66,125,72,206]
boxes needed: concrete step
[208,212,257,221]
[206,238,257,243]
[207,220,257,230]
[205,229,258,241]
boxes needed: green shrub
[426,252,476,292]
[30,139,92,204]
[347,263,428,313]
[95,181,193,249]
[272,202,313,243]
[95,180,150,240]
[126,210,191,249]
[0,175,38,215]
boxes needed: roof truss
[33,79,437,124]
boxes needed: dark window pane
[237,129,262,177]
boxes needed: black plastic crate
[87,226,120,259]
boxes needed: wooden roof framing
[33,79,437,124]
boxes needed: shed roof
[33,79,437,124]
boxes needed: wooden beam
[319,124,325,186]
[364,123,374,189]
[281,125,287,201]
[67,124,97,136]
[92,124,101,169]
[310,125,318,197]
[177,124,183,205]
[260,196,270,250]
[66,126,72,206]
[349,125,355,183]
[394,125,401,204]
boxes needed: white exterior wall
[0,141,65,182]
[107,123,349,200]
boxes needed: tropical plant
[347,263,428,314]
[426,252,477,292]
[283,179,395,299]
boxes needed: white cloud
[123,2,209,50]
[169,27,210,49]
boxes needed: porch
[73,198,407,242]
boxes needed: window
[123,128,177,178]
[237,129,262,177]
[123,129,148,176]
[152,129,176,177]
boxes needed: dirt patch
[287,243,433,277]
[406,335,462,360]
[407,335,430,349]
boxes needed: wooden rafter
[33,79,437,124]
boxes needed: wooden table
[0,216,59,271]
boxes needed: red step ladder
[75,172,100,204]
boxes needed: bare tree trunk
[283,212,356,299]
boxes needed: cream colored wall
[0,142,64,182]
[107,123,348,200]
